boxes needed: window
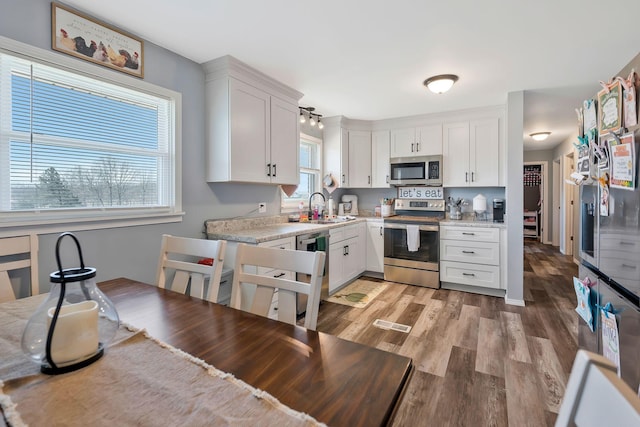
[0,39,181,230]
[281,134,321,210]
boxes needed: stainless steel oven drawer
[384,264,439,289]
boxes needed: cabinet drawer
[440,240,499,265]
[440,226,499,242]
[259,237,294,250]
[440,260,501,289]
[343,224,359,240]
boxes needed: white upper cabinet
[390,124,442,157]
[324,125,349,187]
[371,130,390,188]
[348,130,372,188]
[469,118,500,187]
[204,55,303,185]
[443,117,500,187]
[269,96,300,185]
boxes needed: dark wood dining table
[99,278,413,427]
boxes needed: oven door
[383,223,440,288]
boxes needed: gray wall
[1,0,280,291]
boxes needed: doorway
[561,153,575,256]
[552,158,560,246]
[523,162,549,243]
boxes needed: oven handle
[383,223,439,232]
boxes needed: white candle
[47,300,99,364]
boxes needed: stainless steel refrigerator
[577,53,640,394]
[578,125,640,396]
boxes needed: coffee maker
[493,199,505,223]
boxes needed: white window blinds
[0,52,173,213]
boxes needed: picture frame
[597,80,622,135]
[51,2,144,78]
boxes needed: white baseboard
[505,297,526,306]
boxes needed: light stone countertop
[205,216,370,244]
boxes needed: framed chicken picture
[51,2,144,78]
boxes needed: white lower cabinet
[329,223,365,294]
[440,225,502,291]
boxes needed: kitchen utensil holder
[449,205,462,220]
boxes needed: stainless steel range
[383,197,445,288]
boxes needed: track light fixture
[299,106,323,129]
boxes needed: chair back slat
[155,234,227,303]
[230,243,325,330]
[0,234,39,302]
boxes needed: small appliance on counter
[341,195,358,215]
[473,194,487,221]
[493,199,505,222]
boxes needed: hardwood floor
[315,240,578,426]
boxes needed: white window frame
[281,133,322,212]
[0,36,183,237]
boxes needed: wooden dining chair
[230,243,325,330]
[155,234,227,303]
[0,234,39,303]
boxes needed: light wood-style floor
[315,240,578,426]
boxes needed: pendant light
[299,110,306,124]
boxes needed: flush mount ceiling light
[530,132,551,141]
[423,74,459,94]
[299,106,323,129]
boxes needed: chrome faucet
[308,192,326,218]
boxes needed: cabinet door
[416,124,442,155]
[229,78,270,183]
[328,243,344,294]
[270,96,300,185]
[366,222,384,272]
[390,128,416,157]
[469,118,499,187]
[371,130,390,188]
[348,130,372,188]
[443,121,470,187]
[343,236,361,282]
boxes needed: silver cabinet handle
[266,163,271,176]
[342,174,345,184]
[416,142,420,152]
[368,176,371,184]
[379,227,383,236]
[273,163,277,177]
[620,241,636,246]
[465,172,468,182]
[471,171,474,182]
[273,272,285,278]
[411,143,415,152]
[621,264,637,269]
[462,232,475,235]
[462,272,476,276]
[462,250,475,254]
[386,175,389,183]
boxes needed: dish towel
[406,225,420,252]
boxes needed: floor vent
[373,319,412,333]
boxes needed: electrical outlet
[258,202,266,213]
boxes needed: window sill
[0,210,185,238]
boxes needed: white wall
[505,91,524,304]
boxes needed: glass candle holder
[21,233,119,375]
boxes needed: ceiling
[64,0,640,151]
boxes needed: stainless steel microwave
[389,155,443,186]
